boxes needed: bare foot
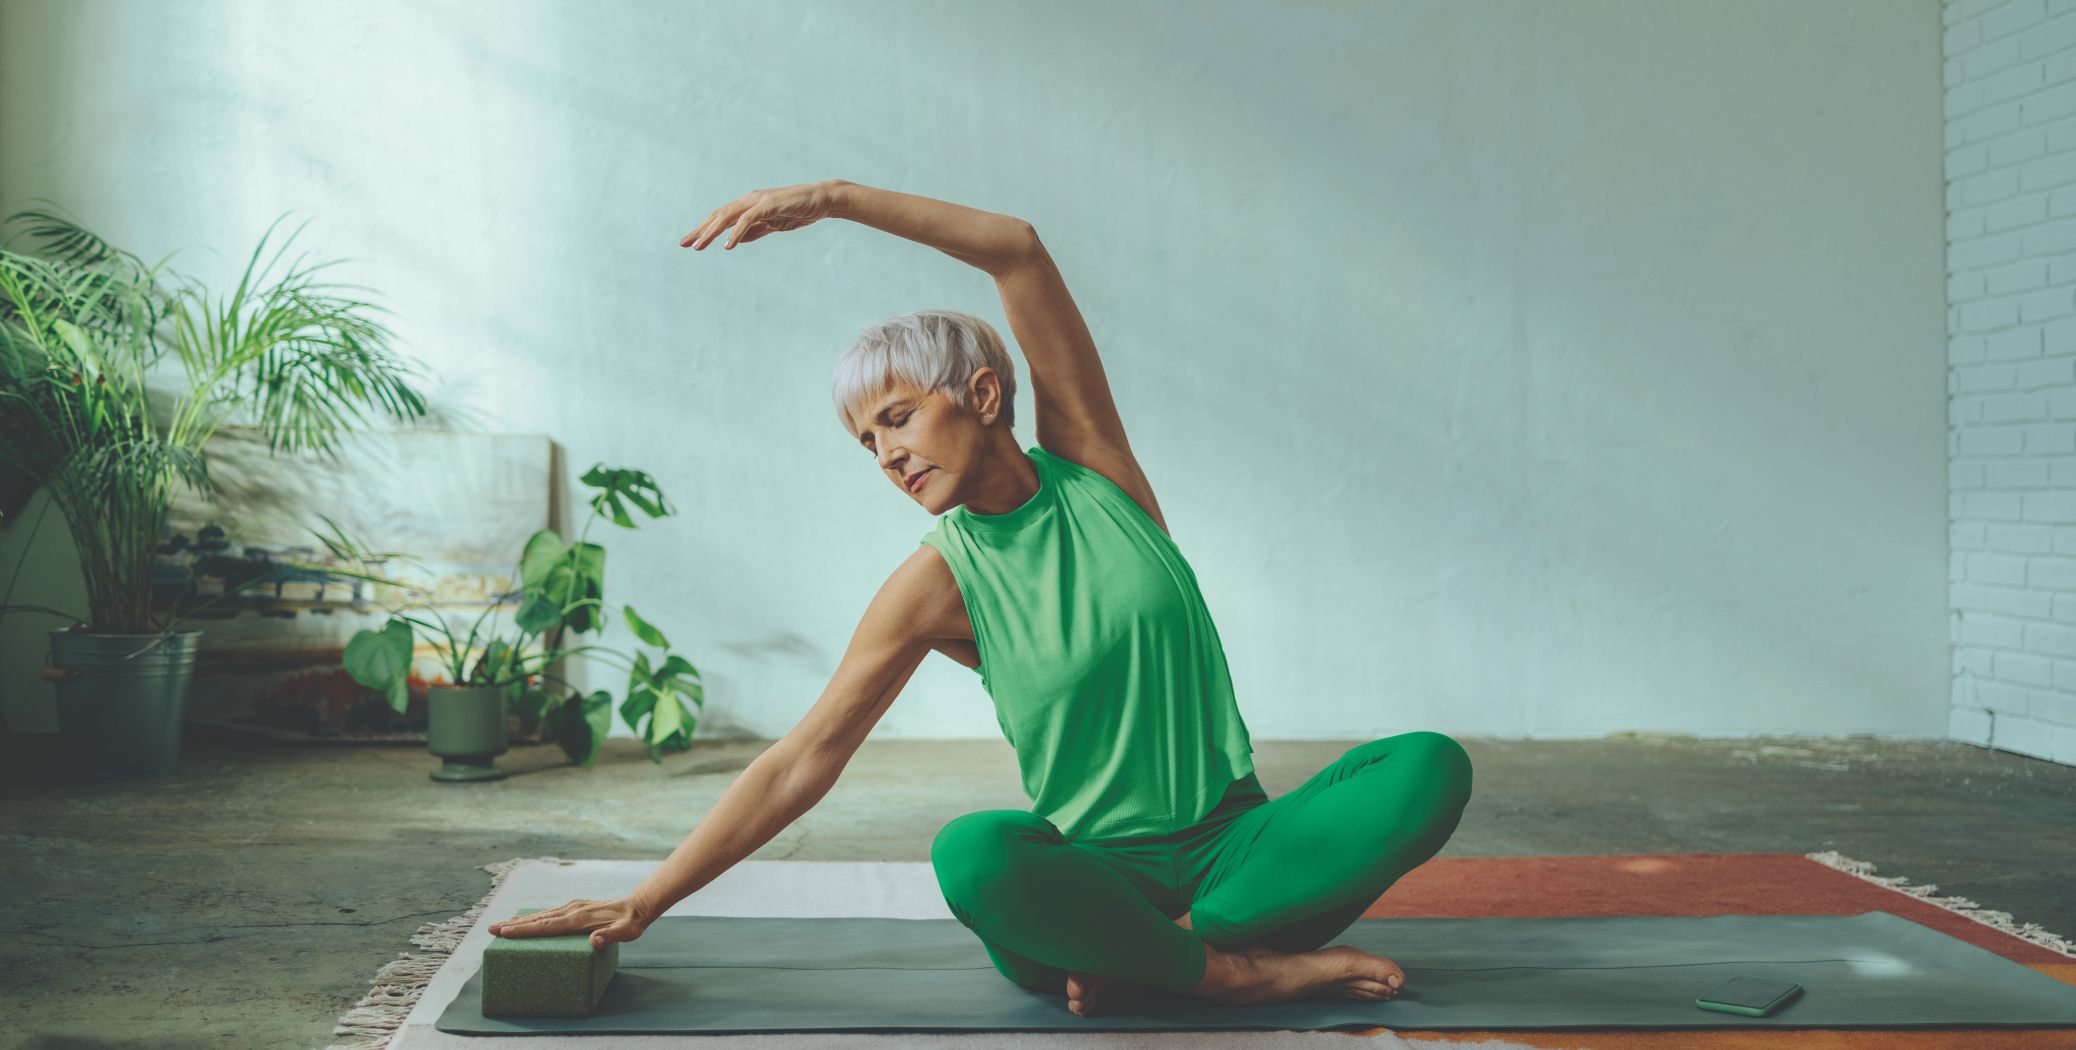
[1059,910,1205,1016]
[1063,969,1157,1016]
[1195,942,1405,1006]
[1062,911,1405,1016]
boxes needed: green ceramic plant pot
[426,683,509,783]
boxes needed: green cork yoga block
[481,908,619,1017]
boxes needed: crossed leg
[1068,732,1474,1013]
[929,732,1473,1012]
[930,810,1206,996]
[1187,732,1474,954]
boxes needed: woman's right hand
[487,894,655,949]
[681,180,845,251]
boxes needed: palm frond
[0,206,429,631]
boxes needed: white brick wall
[1949,0,2076,764]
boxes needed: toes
[1358,980,1397,1000]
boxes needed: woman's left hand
[680,180,843,251]
[487,895,653,949]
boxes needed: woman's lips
[907,469,934,493]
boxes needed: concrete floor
[2,728,2072,1050]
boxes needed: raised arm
[823,183,1165,530]
[988,238,1167,533]
[678,179,1167,531]
[826,179,1037,278]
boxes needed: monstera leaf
[581,465,672,528]
[343,618,414,714]
[518,529,565,590]
[514,528,606,634]
[550,689,615,766]
[620,648,703,764]
[623,603,669,648]
[511,682,556,737]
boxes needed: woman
[487,180,1474,1017]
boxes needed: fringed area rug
[326,852,2076,1049]
[327,856,565,1049]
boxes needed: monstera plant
[333,464,704,771]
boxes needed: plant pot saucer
[431,754,510,783]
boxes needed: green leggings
[930,731,1473,997]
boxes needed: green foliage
[622,603,669,648]
[0,202,707,769]
[0,203,428,634]
[582,465,670,528]
[515,530,604,634]
[510,682,554,737]
[342,618,414,714]
[550,690,616,765]
[334,464,702,765]
[620,643,703,764]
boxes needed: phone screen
[1700,976,1800,1010]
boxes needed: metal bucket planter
[426,683,510,783]
[45,629,203,780]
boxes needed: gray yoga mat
[434,911,2076,1034]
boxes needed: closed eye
[864,414,915,454]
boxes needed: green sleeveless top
[919,445,1256,840]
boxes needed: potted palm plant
[328,465,705,781]
[0,203,429,779]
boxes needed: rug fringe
[325,856,578,1050]
[1804,849,2076,958]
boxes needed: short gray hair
[832,308,1018,440]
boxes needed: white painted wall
[1,0,1952,743]
[1945,0,2076,764]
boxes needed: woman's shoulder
[894,540,978,641]
[1031,443,1169,536]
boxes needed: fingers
[723,207,762,250]
[487,911,559,937]
[486,898,646,950]
[682,212,719,250]
[682,204,733,250]
[681,195,773,251]
[685,210,749,251]
[683,195,757,250]
[487,900,592,939]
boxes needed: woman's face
[856,382,970,509]
[855,372,1002,510]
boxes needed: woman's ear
[968,368,1002,422]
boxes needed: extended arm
[489,551,943,946]
[620,547,945,923]
[827,180,1038,278]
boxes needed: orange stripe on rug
[1323,853,2076,1048]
